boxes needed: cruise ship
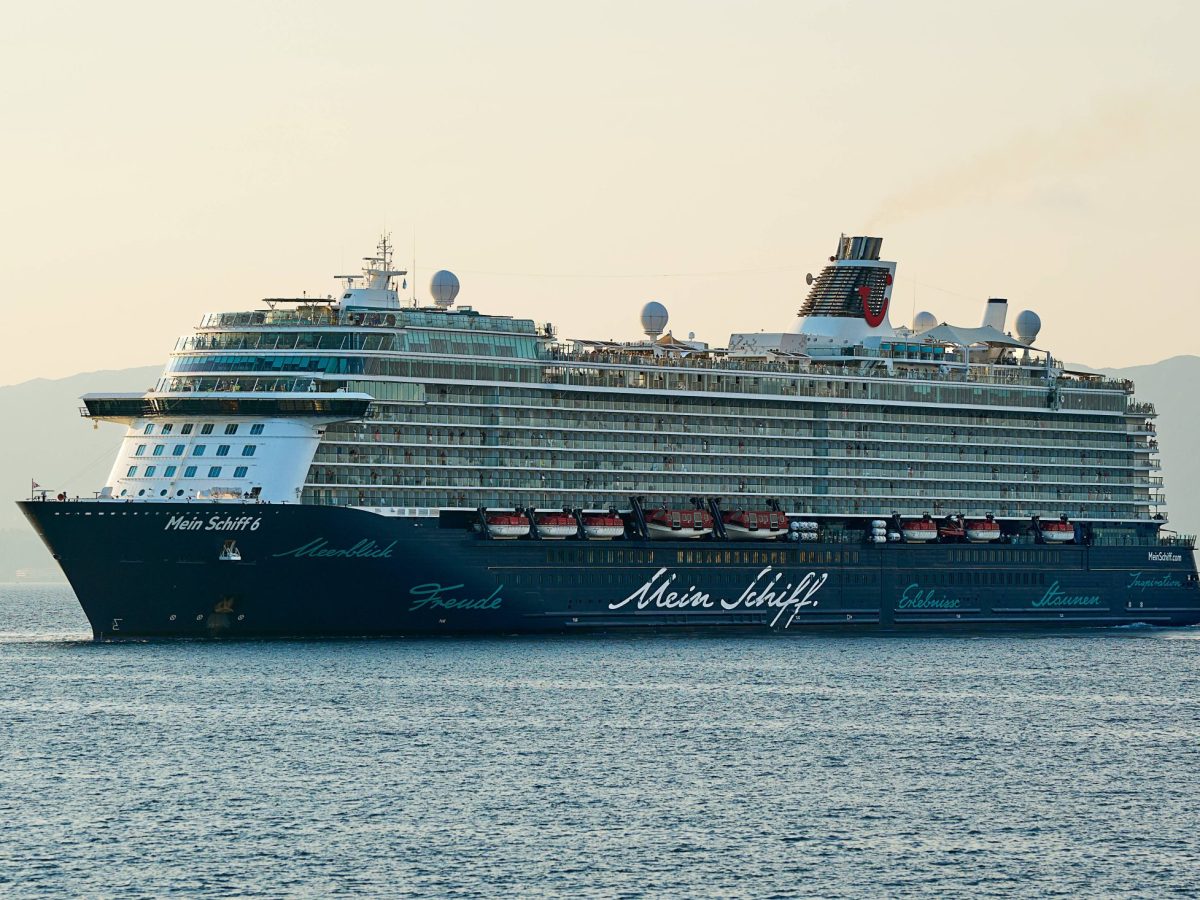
[20,234,1200,638]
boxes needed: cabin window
[126,466,137,477]
[193,445,206,457]
[184,466,197,478]
[216,445,230,457]
[160,424,173,435]
[173,445,184,456]
[234,466,248,478]
[242,445,257,457]
[250,424,265,435]
[181,424,194,435]
[145,466,156,477]
[143,424,154,435]
[208,466,221,478]
[152,445,165,457]
[225,424,239,435]
[164,466,177,477]
[134,444,146,456]
[201,424,214,435]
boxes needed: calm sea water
[2,583,1198,899]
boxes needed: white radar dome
[430,270,460,309]
[913,311,938,333]
[1015,309,1041,344]
[640,301,668,338]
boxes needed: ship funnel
[982,297,1007,332]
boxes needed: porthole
[119,489,128,497]
[138,490,146,496]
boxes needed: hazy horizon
[2,1,1197,384]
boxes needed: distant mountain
[0,366,159,579]
[2,358,1197,579]
[1094,355,1200,538]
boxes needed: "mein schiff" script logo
[610,566,827,628]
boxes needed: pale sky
[2,0,1197,385]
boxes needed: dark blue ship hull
[19,501,1200,639]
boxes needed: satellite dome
[430,270,460,309]
[640,301,668,338]
[913,311,938,333]
[1015,309,1041,344]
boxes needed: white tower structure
[336,234,407,310]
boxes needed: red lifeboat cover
[648,509,714,528]
[1042,521,1073,532]
[535,514,576,527]
[583,515,623,527]
[486,513,528,526]
[904,520,936,531]
[723,510,783,529]
[967,520,1000,531]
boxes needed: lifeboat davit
[1040,520,1075,543]
[722,509,786,541]
[966,517,1001,543]
[901,519,938,542]
[485,512,530,540]
[535,513,578,540]
[645,508,714,540]
[582,514,625,540]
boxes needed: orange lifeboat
[535,513,578,540]
[582,514,625,540]
[1040,519,1075,543]
[966,517,1001,543]
[485,512,529,540]
[901,518,938,542]
[645,508,714,540]
[722,509,786,541]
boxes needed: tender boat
[722,509,786,540]
[645,508,714,540]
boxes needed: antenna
[411,229,417,306]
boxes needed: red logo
[858,285,888,327]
